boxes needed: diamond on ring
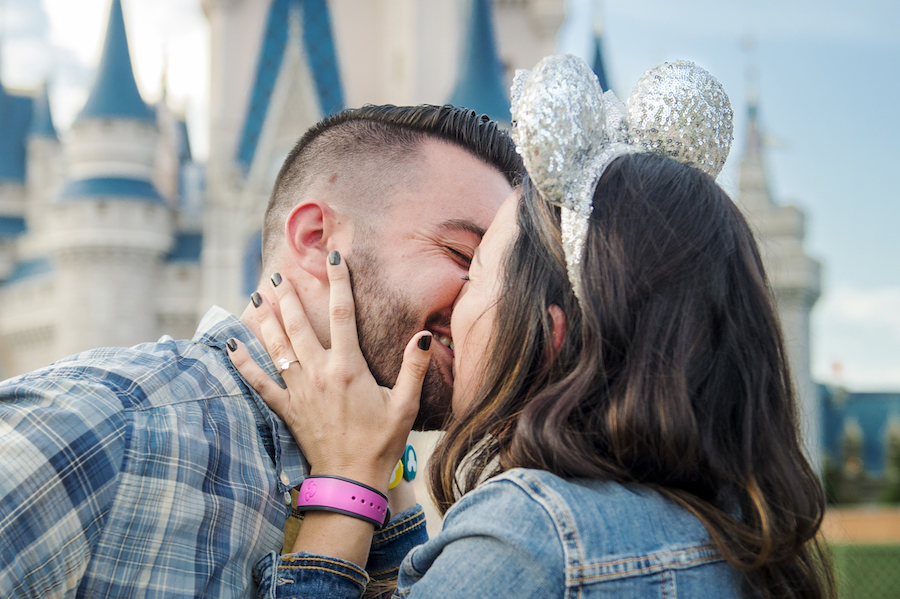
[278,357,296,371]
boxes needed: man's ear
[548,304,567,354]
[284,200,336,281]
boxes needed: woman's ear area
[548,304,567,353]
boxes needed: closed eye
[446,246,472,267]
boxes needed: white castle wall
[48,200,172,356]
[25,137,62,244]
[65,120,159,182]
[0,276,56,374]
[158,260,203,341]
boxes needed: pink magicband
[296,475,391,529]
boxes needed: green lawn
[830,544,900,599]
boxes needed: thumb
[391,332,433,412]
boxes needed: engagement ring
[278,357,298,371]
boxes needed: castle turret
[24,82,61,247]
[736,76,823,471]
[449,0,509,122]
[0,76,32,281]
[48,0,172,355]
[590,7,611,93]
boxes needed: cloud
[812,286,900,391]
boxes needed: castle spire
[448,0,509,122]
[744,66,763,160]
[75,0,153,124]
[29,81,57,139]
[591,36,610,92]
[591,3,610,91]
[737,64,772,211]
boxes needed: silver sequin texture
[510,55,614,302]
[510,54,733,307]
[626,60,733,178]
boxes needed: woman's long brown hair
[428,153,834,598]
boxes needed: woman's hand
[228,251,433,493]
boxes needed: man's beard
[349,244,453,431]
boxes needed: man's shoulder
[0,333,233,413]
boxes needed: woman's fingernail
[226,338,237,352]
[418,334,432,351]
[328,250,341,266]
[251,292,262,308]
[270,273,282,287]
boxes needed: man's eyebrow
[437,219,486,239]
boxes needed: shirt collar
[193,306,308,491]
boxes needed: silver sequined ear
[625,60,733,178]
[510,55,733,309]
[510,55,615,303]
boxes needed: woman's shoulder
[476,467,683,516]
[465,468,722,564]
[405,469,738,597]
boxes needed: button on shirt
[0,307,308,598]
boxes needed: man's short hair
[262,104,525,269]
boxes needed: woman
[230,56,833,598]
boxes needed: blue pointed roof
[58,176,164,205]
[29,82,57,139]
[591,35,610,92]
[2,256,54,285]
[0,82,34,183]
[449,0,509,122]
[75,0,154,124]
[236,0,344,173]
[176,118,192,163]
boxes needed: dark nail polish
[250,292,262,308]
[270,273,282,287]
[226,338,237,352]
[328,250,341,266]
[418,335,432,351]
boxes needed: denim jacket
[254,468,742,598]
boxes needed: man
[0,104,522,597]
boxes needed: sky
[1,0,898,391]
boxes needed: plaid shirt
[0,307,308,598]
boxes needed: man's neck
[238,295,266,344]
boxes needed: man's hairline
[268,130,509,265]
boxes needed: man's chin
[412,371,453,431]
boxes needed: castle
[0,0,821,468]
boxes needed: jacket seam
[372,511,425,546]
[276,564,367,585]
[568,543,719,572]
[495,470,585,567]
[369,565,400,578]
[569,552,724,583]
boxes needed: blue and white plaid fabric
[0,307,308,598]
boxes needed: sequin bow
[510,54,734,306]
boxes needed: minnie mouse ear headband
[510,55,734,306]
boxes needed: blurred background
[0,0,897,595]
